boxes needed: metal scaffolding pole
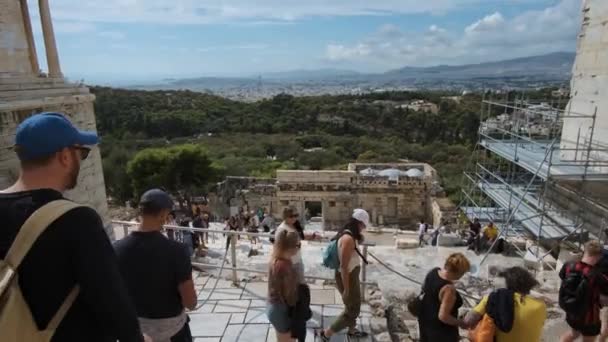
[476,136,558,269]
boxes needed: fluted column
[39,0,62,78]
[20,0,39,74]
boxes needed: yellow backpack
[0,200,82,342]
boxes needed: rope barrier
[367,251,481,307]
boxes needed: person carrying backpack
[464,266,546,342]
[318,209,370,341]
[0,113,145,341]
[559,240,608,342]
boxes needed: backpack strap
[5,199,83,330]
[5,200,82,269]
[338,230,369,265]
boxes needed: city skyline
[28,0,581,83]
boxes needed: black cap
[139,189,174,211]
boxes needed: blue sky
[27,0,580,83]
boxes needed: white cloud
[38,0,545,25]
[98,31,125,40]
[323,0,580,68]
[465,12,504,34]
[326,43,372,61]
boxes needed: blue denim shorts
[266,302,291,333]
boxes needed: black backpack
[559,262,593,316]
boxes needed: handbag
[407,291,424,317]
[468,314,496,342]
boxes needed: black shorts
[566,317,601,337]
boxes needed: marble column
[20,0,39,74]
[39,0,62,78]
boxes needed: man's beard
[66,161,80,190]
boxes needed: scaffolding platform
[477,182,577,239]
[462,207,525,236]
[481,139,608,181]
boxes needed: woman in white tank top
[318,209,370,341]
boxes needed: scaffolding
[460,95,608,269]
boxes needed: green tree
[126,144,220,206]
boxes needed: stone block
[437,233,462,247]
[395,238,418,249]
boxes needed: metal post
[477,136,558,269]
[231,231,238,285]
[361,245,368,302]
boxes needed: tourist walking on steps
[467,218,482,252]
[464,266,547,342]
[266,229,301,342]
[417,253,470,342]
[318,209,370,341]
[179,217,195,257]
[166,211,178,241]
[262,212,275,233]
[275,207,320,341]
[114,189,197,342]
[559,240,608,342]
[248,210,260,245]
[0,113,146,341]
[418,219,427,247]
[191,209,206,252]
[225,216,238,251]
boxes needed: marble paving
[189,272,372,342]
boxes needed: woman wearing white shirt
[318,209,370,341]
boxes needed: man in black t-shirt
[0,113,144,341]
[114,189,197,342]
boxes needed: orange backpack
[468,314,496,342]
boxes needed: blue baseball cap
[15,112,98,161]
[139,189,174,211]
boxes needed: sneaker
[347,329,369,338]
[315,330,330,342]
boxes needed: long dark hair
[293,220,305,240]
[336,218,364,243]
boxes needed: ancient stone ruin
[0,0,110,236]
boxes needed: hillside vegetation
[92,86,557,204]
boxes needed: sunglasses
[71,146,91,160]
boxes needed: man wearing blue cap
[114,188,197,342]
[0,113,145,341]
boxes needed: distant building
[397,100,439,114]
[209,163,456,230]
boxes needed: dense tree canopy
[126,144,221,204]
[94,86,559,204]
[92,86,483,145]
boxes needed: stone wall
[0,0,34,75]
[0,79,111,238]
[560,0,608,170]
[210,164,455,230]
[208,177,276,219]
[430,197,458,228]
[547,181,608,239]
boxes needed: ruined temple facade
[210,163,456,230]
[1,0,111,236]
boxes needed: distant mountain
[129,52,575,96]
[383,52,575,80]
